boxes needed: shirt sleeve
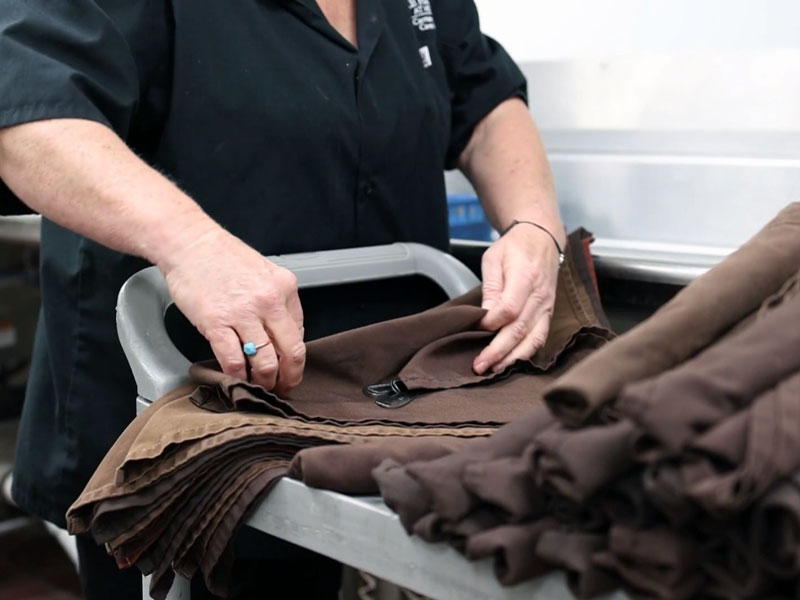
[432,0,528,169]
[0,0,171,211]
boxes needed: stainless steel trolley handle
[117,242,480,402]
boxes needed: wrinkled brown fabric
[545,202,800,426]
[461,444,547,522]
[699,521,775,600]
[532,420,642,503]
[372,459,433,533]
[411,512,449,543]
[684,371,800,517]
[598,475,659,528]
[400,404,556,522]
[464,517,560,586]
[752,473,800,578]
[617,288,800,454]
[190,229,613,428]
[535,530,619,599]
[592,525,704,600]
[442,506,507,552]
[641,460,702,527]
[288,437,469,495]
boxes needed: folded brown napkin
[685,370,800,517]
[545,202,800,426]
[360,207,800,599]
[464,517,560,586]
[752,473,800,578]
[617,279,800,454]
[592,525,704,600]
[535,530,620,599]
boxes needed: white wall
[474,0,800,61]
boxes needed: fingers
[203,268,304,392]
[480,254,537,332]
[492,307,552,373]
[286,287,304,330]
[473,293,553,375]
[164,233,308,394]
[263,308,306,395]
[235,322,280,390]
[206,326,249,381]
[480,248,504,313]
[473,292,536,374]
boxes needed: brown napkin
[685,370,800,517]
[464,517,560,586]
[617,281,800,454]
[751,473,800,578]
[287,436,470,495]
[535,530,620,599]
[461,444,548,522]
[545,202,800,426]
[593,525,704,600]
[532,420,643,503]
[190,229,614,427]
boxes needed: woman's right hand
[159,228,306,395]
[0,119,305,393]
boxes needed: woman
[0,0,565,597]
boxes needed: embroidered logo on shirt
[419,45,432,69]
[408,0,436,31]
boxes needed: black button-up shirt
[0,0,525,526]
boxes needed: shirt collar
[278,0,385,64]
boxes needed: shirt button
[364,181,375,197]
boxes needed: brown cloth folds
[640,460,702,528]
[358,206,800,599]
[545,202,800,426]
[461,444,548,522]
[65,228,613,599]
[372,459,434,533]
[532,420,643,503]
[752,473,800,578]
[598,475,660,528]
[684,370,800,517]
[287,436,469,495]
[190,229,613,428]
[617,285,800,454]
[592,525,704,600]
[463,517,560,586]
[699,521,776,600]
[400,404,557,522]
[441,506,507,552]
[534,530,620,599]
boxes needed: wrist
[501,219,565,266]
[494,202,565,246]
[146,210,222,274]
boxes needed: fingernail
[474,361,487,374]
[491,363,504,373]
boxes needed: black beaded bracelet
[500,219,565,266]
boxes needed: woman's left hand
[472,223,561,375]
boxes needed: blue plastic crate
[446,194,492,241]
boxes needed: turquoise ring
[242,341,270,356]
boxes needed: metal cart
[117,242,627,600]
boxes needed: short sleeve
[0,0,171,212]
[433,0,528,168]
[0,1,145,134]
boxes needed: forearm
[458,97,565,246]
[0,118,220,269]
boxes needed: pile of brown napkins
[66,229,614,599]
[291,203,800,599]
